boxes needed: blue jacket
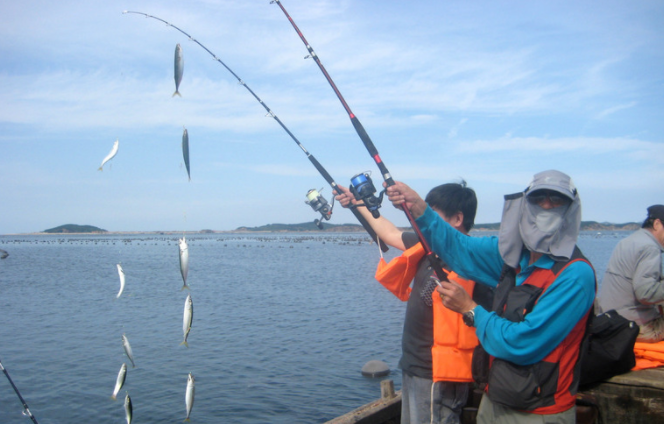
[415,206,595,365]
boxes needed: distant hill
[236,221,640,233]
[578,221,640,231]
[236,222,364,232]
[473,221,639,231]
[44,224,107,233]
[37,220,639,234]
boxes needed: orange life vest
[375,242,479,382]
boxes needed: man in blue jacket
[385,170,595,424]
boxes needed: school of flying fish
[96,41,195,423]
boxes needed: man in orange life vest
[336,181,491,424]
[385,170,596,424]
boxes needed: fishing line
[272,0,448,281]
[124,10,388,252]
[0,358,39,424]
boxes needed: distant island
[235,222,366,232]
[38,221,639,235]
[44,224,108,233]
[236,221,641,232]
[471,221,640,232]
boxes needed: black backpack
[578,309,639,387]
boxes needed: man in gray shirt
[597,204,664,342]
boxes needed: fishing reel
[349,172,384,219]
[305,188,333,229]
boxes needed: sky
[1,0,663,234]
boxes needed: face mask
[533,205,568,234]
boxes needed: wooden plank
[580,367,664,424]
[324,380,401,424]
[326,368,664,424]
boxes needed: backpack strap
[492,263,517,316]
[551,246,588,275]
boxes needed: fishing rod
[272,0,448,281]
[123,10,387,251]
[0,358,39,424]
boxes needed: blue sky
[2,0,663,234]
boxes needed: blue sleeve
[474,261,596,365]
[415,205,504,287]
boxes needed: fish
[112,363,127,400]
[182,128,190,181]
[185,373,195,422]
[124,392,133,424]
[116,264,126,298]
[98,139,119,171]
[181,294,193,347]
[122,334,135,368]
[179,236,189,290]
[173,43,184,97]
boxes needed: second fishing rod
[124,10,387,252]
[272,0,448,282]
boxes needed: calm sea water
[0,230,629,423]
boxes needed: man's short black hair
[425,180,477,232]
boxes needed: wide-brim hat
[525,170,577,200]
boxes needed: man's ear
[450,212,464,230]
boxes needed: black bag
[471,344,490,385]
[578,309,639,387]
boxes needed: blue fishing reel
[305,188,333,229]
[349,172,384,218]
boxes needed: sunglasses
[527,190,571,207]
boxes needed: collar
[641,228,664,252]
[516,251,555,285]
[519,251,555,271]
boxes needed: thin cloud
[456,136,662,155]
[594,102,638,120]
[448,118,468,139]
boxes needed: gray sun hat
[525,170,577,200]
[498,170,582,267]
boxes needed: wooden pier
[327,367,664,424]
[579,367,664,424]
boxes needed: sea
[0,230,630,424]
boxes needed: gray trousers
[477,393,576,424]
[401,371,469,424]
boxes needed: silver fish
[112,363,127,400]
[173,43,184,97]
[181,294,193,347]
[179,236,189,290]
[185,373,195,422]
[116,264,126,298]
[124,392,133,424]
[182,128,190,181]
[122,334,135,368]
[98,139,119,171]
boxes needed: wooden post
[381,379,395,400]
